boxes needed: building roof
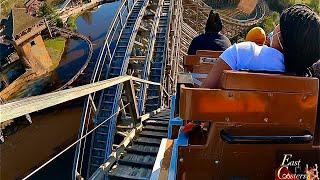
[25,0,38,8]
[2,7,42,40]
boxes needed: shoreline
[45,36,67,70]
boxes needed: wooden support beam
[119,99,128,118]
[123,79,140,125]
[130,56,146,62]
[88,94,97,112]
[117,131,128,137]
[0,76,131,123]
[75,171,84,180]
[134,40,145,48]
[149,9,156,15]
[0,76,161,124]
[139,25,148,31]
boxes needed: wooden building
[1,7,53,75]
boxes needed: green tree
[38,3,57,18]
[265,0,291,12]
[309,0,320,14]
[56,18,64,28]
[260,12,280,33]
[38,3,64,27]
[66,16,77,31]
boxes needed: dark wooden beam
[123,79,140,125]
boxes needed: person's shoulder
[218,33,230,39]
[261,45,284,57]
[237,41,257,47]
[232,42,257,53]
[194,33,207,39]
[190,33,206,43]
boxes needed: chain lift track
[86,0,150,176]
[92,0,175,179]
[137,0,165,115]
[144,0,173,112]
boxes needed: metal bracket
[0,129,4,143]
[88,94,97,112]
[75,171,84,180]
[25,114,32,124]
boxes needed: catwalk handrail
[0,76,162,123]
[137,0,164,115]
[91,0,133,84]
[73,1,143,178]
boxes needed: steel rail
[72,1,135,177]
[85,1,151,174]
[91,0,133,84]
[144,0,174,112]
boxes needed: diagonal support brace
[123,79,140,125]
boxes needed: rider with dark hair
[185,4,320,135]
[187,10,231,55]
[280,4,320,76]
[202,4,320,88]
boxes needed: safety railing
[91,0,134,84]
[84,0,151,177]
[0,75,167,179]
[72,0,135,178]
[170,0,183,93]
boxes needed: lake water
[1,1,124,179]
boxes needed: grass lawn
[66,15,79,31]
[44,36,66,70]
[0,0,24,18]
[292,0,311,3]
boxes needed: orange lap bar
[218,71,319,94]
[179,71,319,133]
